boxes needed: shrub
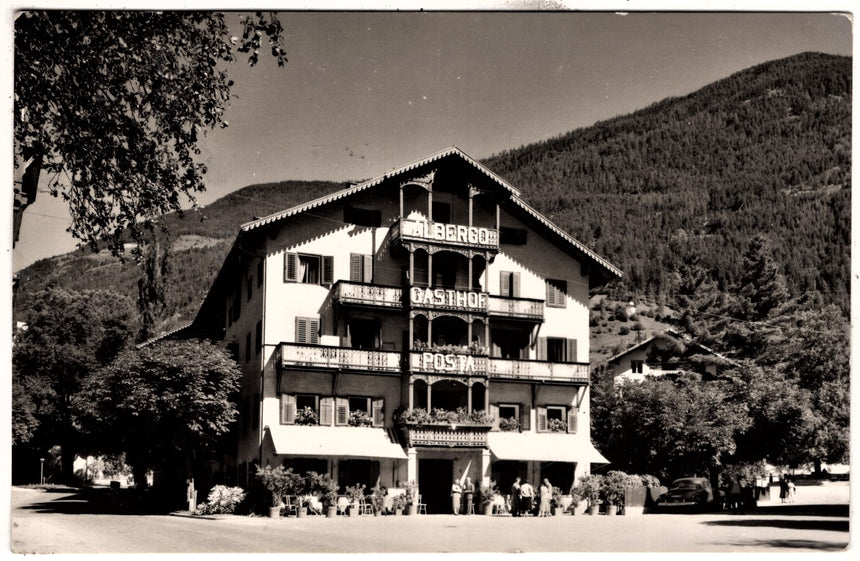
[602,470,633,506]
[317,473,340,509]
[196,485,246,515]
[294,406,319,425]
[499,416,519,432]
[574,474,603,507]
[348,410,373,427]
[619,326,630,336]
[547,418,567,432]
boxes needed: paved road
[9,483,850,554]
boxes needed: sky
[9,10,853,271]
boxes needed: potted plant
[255,465,289,518]
[574,474,603,515]
[479,480,498,515]
[348,410,373,427]
[392,493,406,516]
[551,486,564,516]
[601,470,630,515]
[344,483,365,516]
[370,486,386,516]
[498,417,519,432]
[289,471,312,518]
[404,480,419,516]
[318,474,340,518]
[294,406,319,426]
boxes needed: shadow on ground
[19,486,179,515]
[716,538,848,551]
[703,517,848,532]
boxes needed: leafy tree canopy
[76,339,242,486]
[14,11,286,255]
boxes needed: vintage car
[655,477,715,510]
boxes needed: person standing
[463,477,475,515]
[450,480,462,515]
[511,477,522,517]
[538,480,552,516]
[787,479,796,503]
[520,480,535,515]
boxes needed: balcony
[280,343,402,373]
[409,350,488,376]
[333,281,403,309]
[403,423,492,447]
[487,295,544,321]
[487,358,589,383]
[391,218,499,251]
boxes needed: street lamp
[39,458,45,485]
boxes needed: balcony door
[419,458,453,514]
[348,318,381,350]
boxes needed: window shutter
[320,397,334,426]
[281,394,296,425]
[566,339,577,363]
[309,318,320,345]
[537,337,547,361]
[545,280,554,306]
[536,406,547,432]
[284,252,298,282]
[363,254,373,283]
[322,256,334,285]
[521,404,531,431]
[335,397,349,426]
[512,272,520,298]
[350,254,362,282]
[296,317,307,344]
[372,398,385,427]
[490,404,500,431]
[567,406,578,434]
[500,272,510,297]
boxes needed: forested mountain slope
[14,52,850,336]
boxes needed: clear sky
[10,10,853,271]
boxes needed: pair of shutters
[536,337,578,363]
[535,406,579,434]
[281,395,384,427]
[545,279,567,307]
[350,253,373,283]
[489,403,531,431]
[295,317,320,345]
[284,253,334,284]
[500,271,521,297]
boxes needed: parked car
[655,477,715,510]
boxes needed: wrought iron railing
[404,424,491,447]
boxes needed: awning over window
[488,432,609,464]
[266,425,407,460]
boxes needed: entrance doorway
[418,459,453,514]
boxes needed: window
[499,403,519,423]
[349,318,380,350]
[432,201,451,223]
[284,253,333,285]
[344,206,382,227]
[295,317,320,345]
[499,227,527,245]
[257,261,264,287]
[491,403,530,431]
[350,253,373,283]
[537,337,577,362]
[255,320,262,354]
[545,279,567,308]
[537,405,576,433]
[335,396,384,427]
[282,395,333,425]
[499,271,520,298]
[631,360,644,374]
[296,394,319,414]
[245,332,251,362]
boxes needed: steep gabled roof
[606,328,734,365]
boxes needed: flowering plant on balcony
[294,407,319,426]
[498,416,519,432]
[547,418,567,433]
[412,340,488,355]
[348,410,373,427]
[394,406,493,426]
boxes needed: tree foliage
[14,11,287,254]
[12,289,138,480]
[76,339,242,486]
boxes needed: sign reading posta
[410,287,487,310]
[417,352,482,374]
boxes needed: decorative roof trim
[240,146,521,233]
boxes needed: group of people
[510,476,554,517]
[450,477,476,515]
[779,477,796,503]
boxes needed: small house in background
[607,329,733,385]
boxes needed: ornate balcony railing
[487,295,544,320]
[333,281,403,308]
[403,423,492,447]
[391,218,499,251]
[409,350,488,376]
[280,343,402,372]
[487,358,589,383]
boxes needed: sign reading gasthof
[410,287,487,310]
